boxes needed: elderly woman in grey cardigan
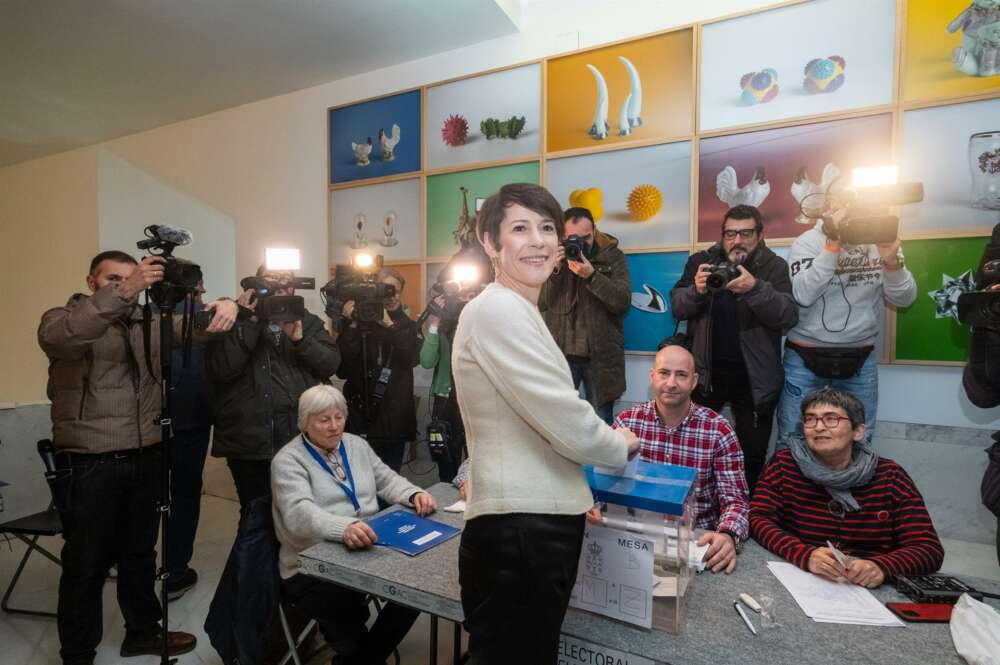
[271,384,436,665]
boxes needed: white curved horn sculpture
[619,56,643,128]
[619,93,632,136]
[585,64,609,140]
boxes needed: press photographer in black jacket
[206,267,341,508]
[337,266,420,472]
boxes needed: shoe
[120,628,197,658]
[166,567,198,601]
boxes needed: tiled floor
[1,449,997,665]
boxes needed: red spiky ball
[441,114,469,147]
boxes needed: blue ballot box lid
[585,461,696,516]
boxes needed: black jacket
[206,311,340,460]
[670,241,797,411]
[336,308,420,445]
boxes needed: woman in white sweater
[271,384,436,665]
[452,183,639,663]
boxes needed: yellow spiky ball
[627,184,663,221]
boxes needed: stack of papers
[766,561,905,627]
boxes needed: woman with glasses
[750,387,943,587]
[271,384,436,665]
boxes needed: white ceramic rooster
[790,163,842,204]
[379,124,401,161]
[716,166,770,208]
[352,137,373,166]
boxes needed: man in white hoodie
[776,220,916,443]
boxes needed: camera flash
[852,165,899,189]
[266,248,300,271]
[353,252,375,269]
[453,264,479,286]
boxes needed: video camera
[136,224,202,307]
[320,254,395,326]
[239,273,315,323]
[958,259,1000,328]
[797,167,924,245]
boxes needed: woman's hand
[411,491,437,516]
[807,547,847,582]
[619,427,640,459]
[458,482,468,501]
[342,521,378,550]
[585,505,604,526]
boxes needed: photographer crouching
[539,206,631,424]
[37,250,237,665]
[337,266,420,472]
[207,263,341,509]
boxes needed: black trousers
[432,394,466,483]
[694,366,772,492]
[56,446,163,665]
[459,512,586,664]
[226,458,272,508]
[281,574,418,664]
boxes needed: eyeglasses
[722,229,756,240]
[802,414,852,429]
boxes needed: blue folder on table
[367,510,461,556]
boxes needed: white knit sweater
[271,432,422,579]
[452,283,629,521]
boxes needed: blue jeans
[776,347,878,446]
[567,358,614,425]
[167,427,210,576]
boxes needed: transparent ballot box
[570,461,696,634]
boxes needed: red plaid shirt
[614,400,750,540]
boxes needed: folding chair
[276,599,316,665]
[0,439,63,618]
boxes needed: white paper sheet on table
[443,499,466,513]
[766,561,905,627]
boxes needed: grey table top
[299,483,1000,665]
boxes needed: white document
[570,525,655,629]
[443,500,466,513]
[766,561,904,627]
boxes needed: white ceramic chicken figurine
[352,137,373,166]
[716,166,770,207]
[790,163,841,204]
[379,124,400,161]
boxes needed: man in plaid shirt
[613,344,750,573]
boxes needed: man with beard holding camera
[539,206,631,424]
[38,250,237,665]
[671,205,797,491]
[337,267,420,472]
[207,265,341,508]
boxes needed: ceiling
[0,0,521,168]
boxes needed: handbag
[787,342,873,380]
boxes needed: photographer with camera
[670,204,797,491]
[207,264,341,508]
[37,250,237,665]
[337,266,420,472]
[959,225,1000,565]
[776,207,916,444]
[539,206,631,424]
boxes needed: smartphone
[885,602,953,623]
[193,309,214,331]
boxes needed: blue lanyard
[302,437,360,515]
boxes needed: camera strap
[142,299,157,381]
[301,436,360,515]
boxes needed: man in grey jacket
[671,205,797,490]
[776,220,916,443]
[38,250,236,665]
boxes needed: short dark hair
[800,387,866,430]
[89,250,137,276]
[477,183,565,251]
[722,204,763,234]
[564,207,595,227]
